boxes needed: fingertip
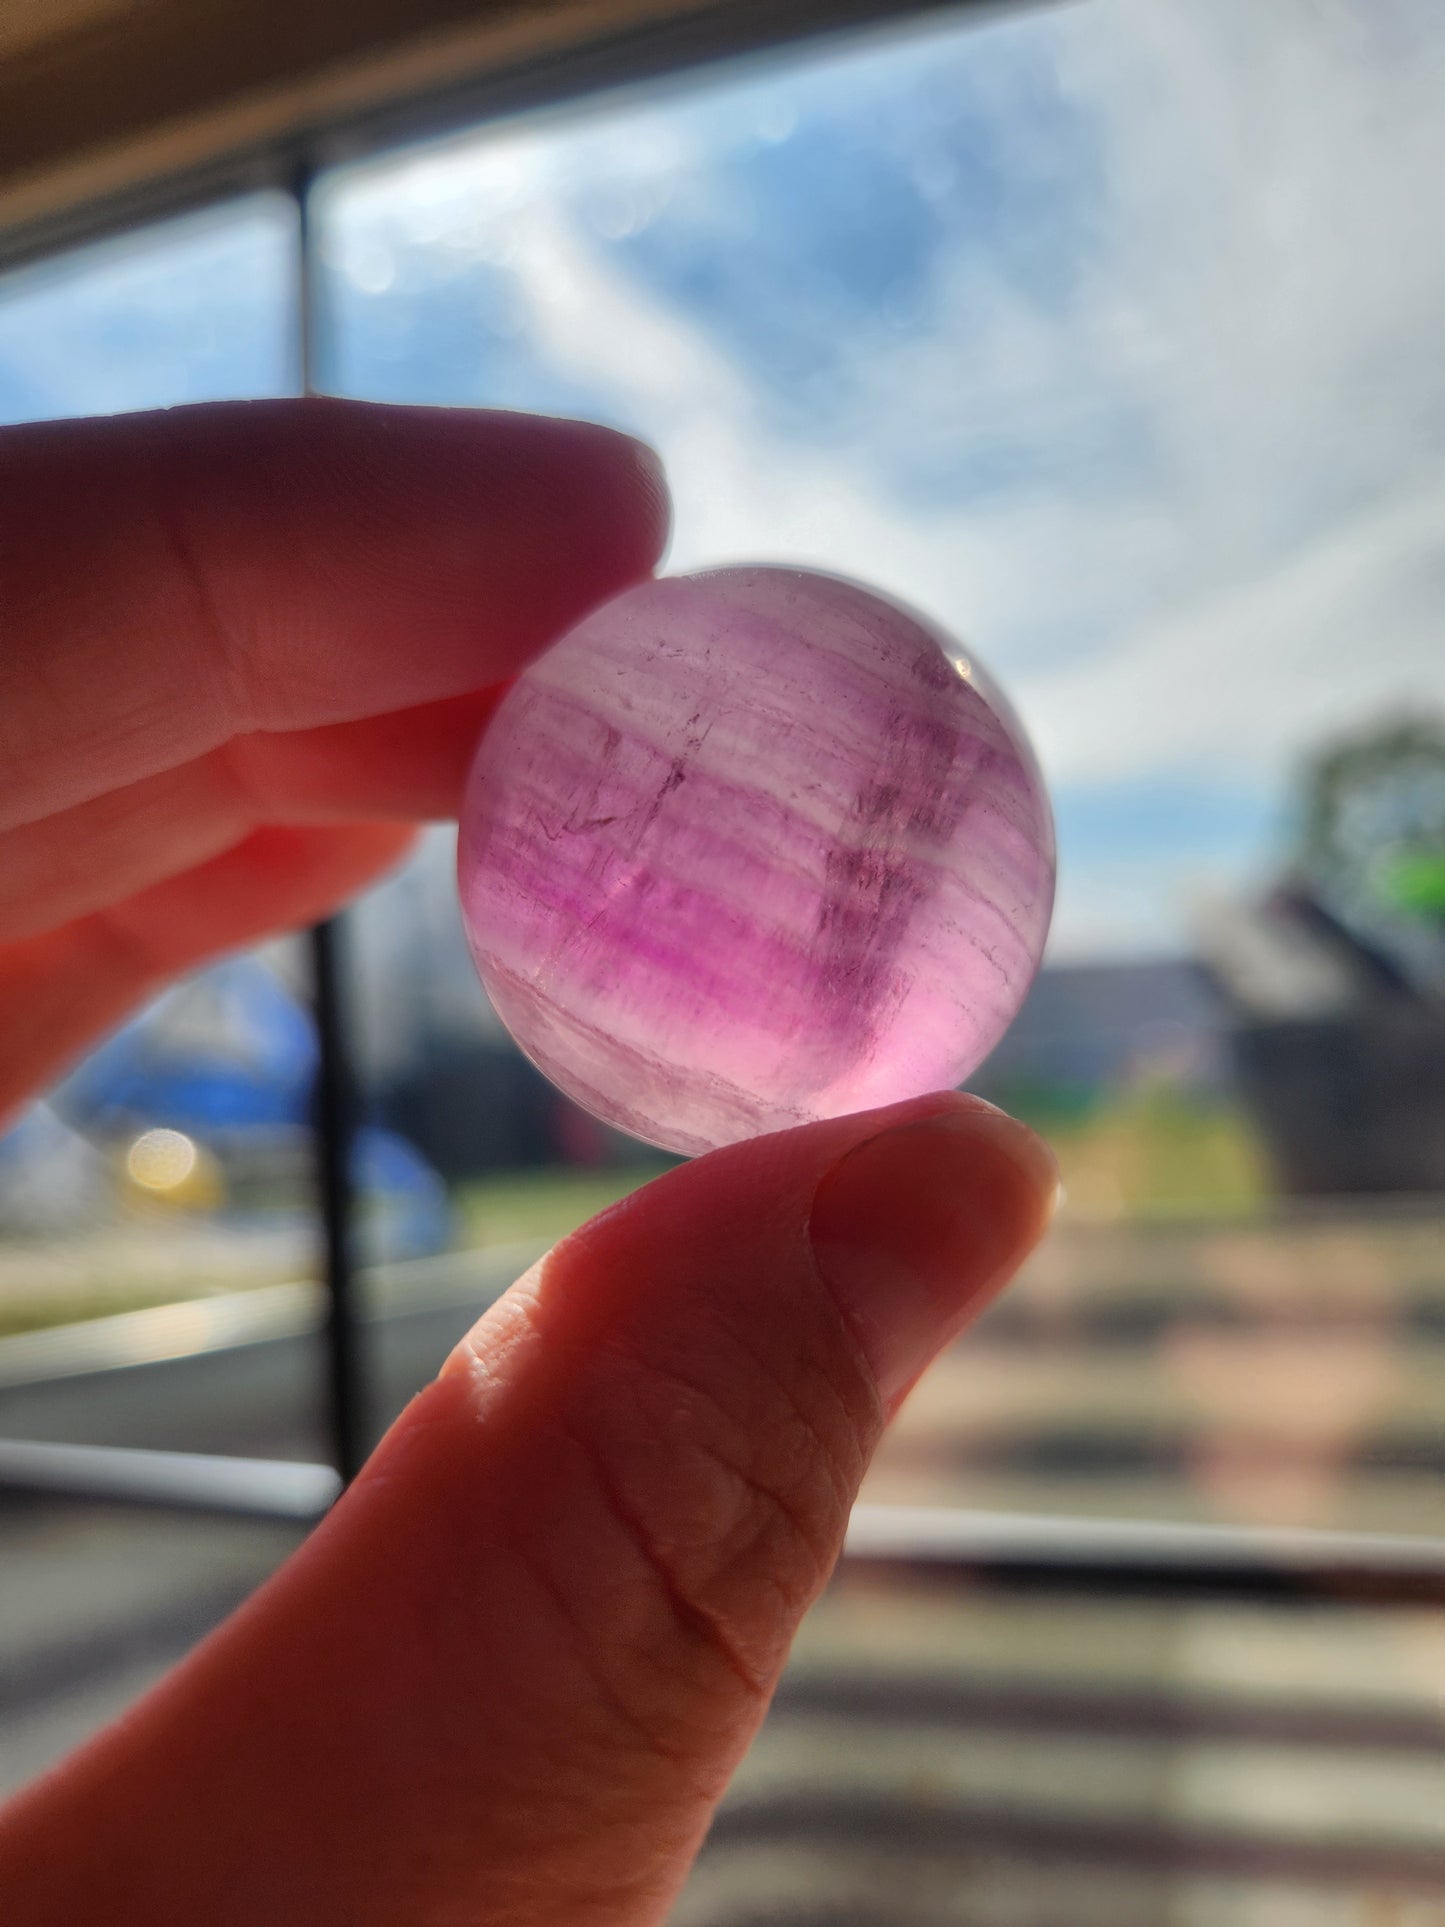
[547,1090,1055,1416]
[807,1094,1056,1407]
[494,410,672,602]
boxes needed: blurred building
[971,959,1230,1111]
[1200,886,1445,1196]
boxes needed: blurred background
[1,0,1442,1920]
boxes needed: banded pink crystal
[458,566,1054,1156]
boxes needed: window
[320,2,1445,1537]
[2,3,1442,1912]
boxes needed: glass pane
[0,193,296,423]
[0,197,314,1793]
[316,2,1445,1538]
[0,194,311,1347]
[1,6,1442,1901]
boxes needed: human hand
[0,398,668,1125]
[0,400,1056,1925]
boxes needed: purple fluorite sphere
[458,567,1054,1156]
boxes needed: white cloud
[332,0,1445,952]
[1024,479,1445,788]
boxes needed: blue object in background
[31,957,452,1259]
[55,958,317,1135]
[355,1125,452,1262]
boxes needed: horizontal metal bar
[3,1448,1442,1605]
[0,1243,538,1389]
[844,1504,1445,1606]
[848,1502,1445,1572]
[0,1283,321,1390]
[0,1439,340,1520]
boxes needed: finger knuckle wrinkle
[586,1362,854,1689]
[141,443,252,728]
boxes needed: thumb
[0,1091,1055,1927]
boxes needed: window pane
[0,196,314,1796]
[0,193,296,422]
[316,0,1445,1526]
[0,192,310,1342]
[1,7,1441,1903]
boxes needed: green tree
[1295,712,1445,984]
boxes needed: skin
[0,400,1056,1925]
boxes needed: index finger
[0,399,670,832]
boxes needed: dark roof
[974,959,1228,1093]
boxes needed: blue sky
[3,0,1443,961]
[0,197,294,419]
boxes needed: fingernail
[808,1097,1058,1408]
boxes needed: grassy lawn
[1006,1085,1270,1220]
[450,1090,1272,1251]
[0,1220,311,1339]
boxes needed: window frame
[0,0,1441,1611]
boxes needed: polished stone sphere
[458,566,1054,1155]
